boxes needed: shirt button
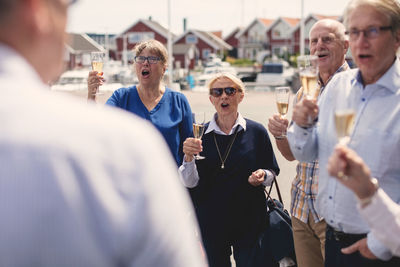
[329,196,332,199]
[303,133,307,136]
[309,177,313,180]
[296,146,301,150]
[330,220,334,224]
[362,98,366,101]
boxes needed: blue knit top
[106,85,193,166]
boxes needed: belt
[326,224,367,245]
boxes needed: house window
[186,34,198,44]
[128,32,155,43]
[202,49,211,59]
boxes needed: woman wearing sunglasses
[87,39,193,167]
[179,72,280,267]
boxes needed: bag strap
[265,176,284,207]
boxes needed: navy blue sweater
[190,119,280,243]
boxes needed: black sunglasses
[210,87,239,97]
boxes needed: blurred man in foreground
[0,0,206,266]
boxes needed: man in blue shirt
[287,0,400,266]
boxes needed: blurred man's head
[0,0,73,83]
[309,19,349,77]
[344,0,400,84]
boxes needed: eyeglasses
[345,26,392,41]
[209,87,240,97]
[134,56,161,64]
[310,36,336,45]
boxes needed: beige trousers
[292,212,326,267]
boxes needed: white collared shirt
[179,112,275,188]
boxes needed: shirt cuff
[178,159,199,188]
[262,170,275,186]
[367,232,392,261]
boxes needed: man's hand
[341,238,378,259]
[292,98,318,127]
[268,114,289,138]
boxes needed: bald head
[310,19,347,42]
[308,19,349,83]
[0,0,70,83]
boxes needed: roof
[174,30,232,50]
[116,19,177,39]
[290,14,342,33]
[224,27,243,40]
[65,33,104,53]
[281,17,301,27]
[235,18,274,38]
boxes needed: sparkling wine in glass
[298,55,319,99]
[193,112,205,160]
[275,86,290,137]
[335,109,355,144]
[91,51,105,95]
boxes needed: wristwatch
[357,177,379,208]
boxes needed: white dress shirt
[0,44,206,267]
[359,189,400,256]
[287,58,400,260]
[179,112,275,188]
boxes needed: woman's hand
[87,71,105,100]
[248,169,266,187]
[183,137,202,162]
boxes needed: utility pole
[167,0,173,87]
[300,0,305,55]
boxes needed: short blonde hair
[207,72,245,94]
[133,39,168,66]
[344,0,400,32]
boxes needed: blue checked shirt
[290,62,349,224]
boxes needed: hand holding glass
[90,51,105,95]
[297,55,319,100]
[193,112,205,160]
[275,87,290,137]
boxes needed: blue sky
[67,0,351,37]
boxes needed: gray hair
[344,0,400,33]
[207,72,246,94]
[133,39,168,67]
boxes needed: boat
[51,61,138,92]
[254,60,295,91]
[192,60,237,92]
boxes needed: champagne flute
[193,112,205,160]
[335,109,355,145]
[275,86,290,137]
[91,51,105,95]
[297,55,319,100]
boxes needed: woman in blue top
[87,40,193,166]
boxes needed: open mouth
[318,54,328,59]
[359,54,372,59]
[221,103,229,108]
[142,70,150,77]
